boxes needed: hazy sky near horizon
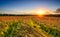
[0,0,60,14]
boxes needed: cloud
[0,10,33,14]
[55,8,60,13]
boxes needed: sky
[0,0,60,14]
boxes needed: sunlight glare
[36,10,46,16]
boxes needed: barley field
[0,16,60,37]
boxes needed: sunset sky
[0,0,60,14]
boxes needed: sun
[36,10,46,15]
[37,10,45,15]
